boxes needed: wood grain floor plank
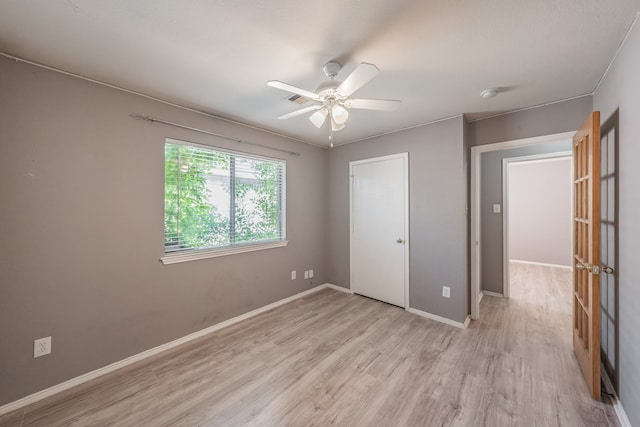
[2,263,619,426]
[0,409,23,427]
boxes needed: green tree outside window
[164,141,284,253]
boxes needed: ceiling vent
[287,94,310,105]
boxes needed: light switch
[442,286,451,299]
[493,204,501,214]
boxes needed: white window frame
[161,138,287,265]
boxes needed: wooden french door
[572,111,601,399]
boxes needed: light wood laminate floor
[1,263,619,426]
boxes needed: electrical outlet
[34,336,52,358]
[291,270,296,280]
[308,269,314,279]
[442,286,451,299]
[304,270,309,279]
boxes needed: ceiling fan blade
[267,80,321,101]
[309,108,328,128]
[335,63,380,97]
[277,105,322,120]
[331,120,345,132]
[345,98,401,111]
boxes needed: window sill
[160,240,288,265]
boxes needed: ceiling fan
[267,61,400,140]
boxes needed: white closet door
[350,153,408,307]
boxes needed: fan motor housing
[316,80,341,97]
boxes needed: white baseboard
[613,398,632,427]
[326,284,352,294]
[0,283,334,416]
[406,308,469,329]
[478,292,484,303]
[509,259,572,269]
[0,283,470,414]
[601,366,632,427]
[341,284,468,328]
[482,290,504,298]
[463,315,471,328]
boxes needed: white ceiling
[1,0,639,146]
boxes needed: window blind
[164,140,285,254]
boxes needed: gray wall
[508,158,572,266]
[326,117,469,323]
[468,96,593,147]
[479,140,572,294]
[593,18,640,426]
[0,56,327,406]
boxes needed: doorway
[349,153,409,308]
[470,115,619,401]
[470,132,575,319]
[502,153,573,298]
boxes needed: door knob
[396,238,404,244]
[576,263,614,275]
[575,262,592,272]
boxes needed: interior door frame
[599,109,620,395]
[501,152,573,298]
[470,131,575,319]
[349,152,410,309]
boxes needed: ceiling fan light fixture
[331,104,349,125]
[331,120,345,132]
[269,61,400,144]
[309,108,328,128]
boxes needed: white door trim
[349,152,410,308]
[470,132,574,320]
[501,152,572,299]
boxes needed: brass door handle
[576,263,614,275]
[575,262,592,272]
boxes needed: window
[162,139,286,263]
